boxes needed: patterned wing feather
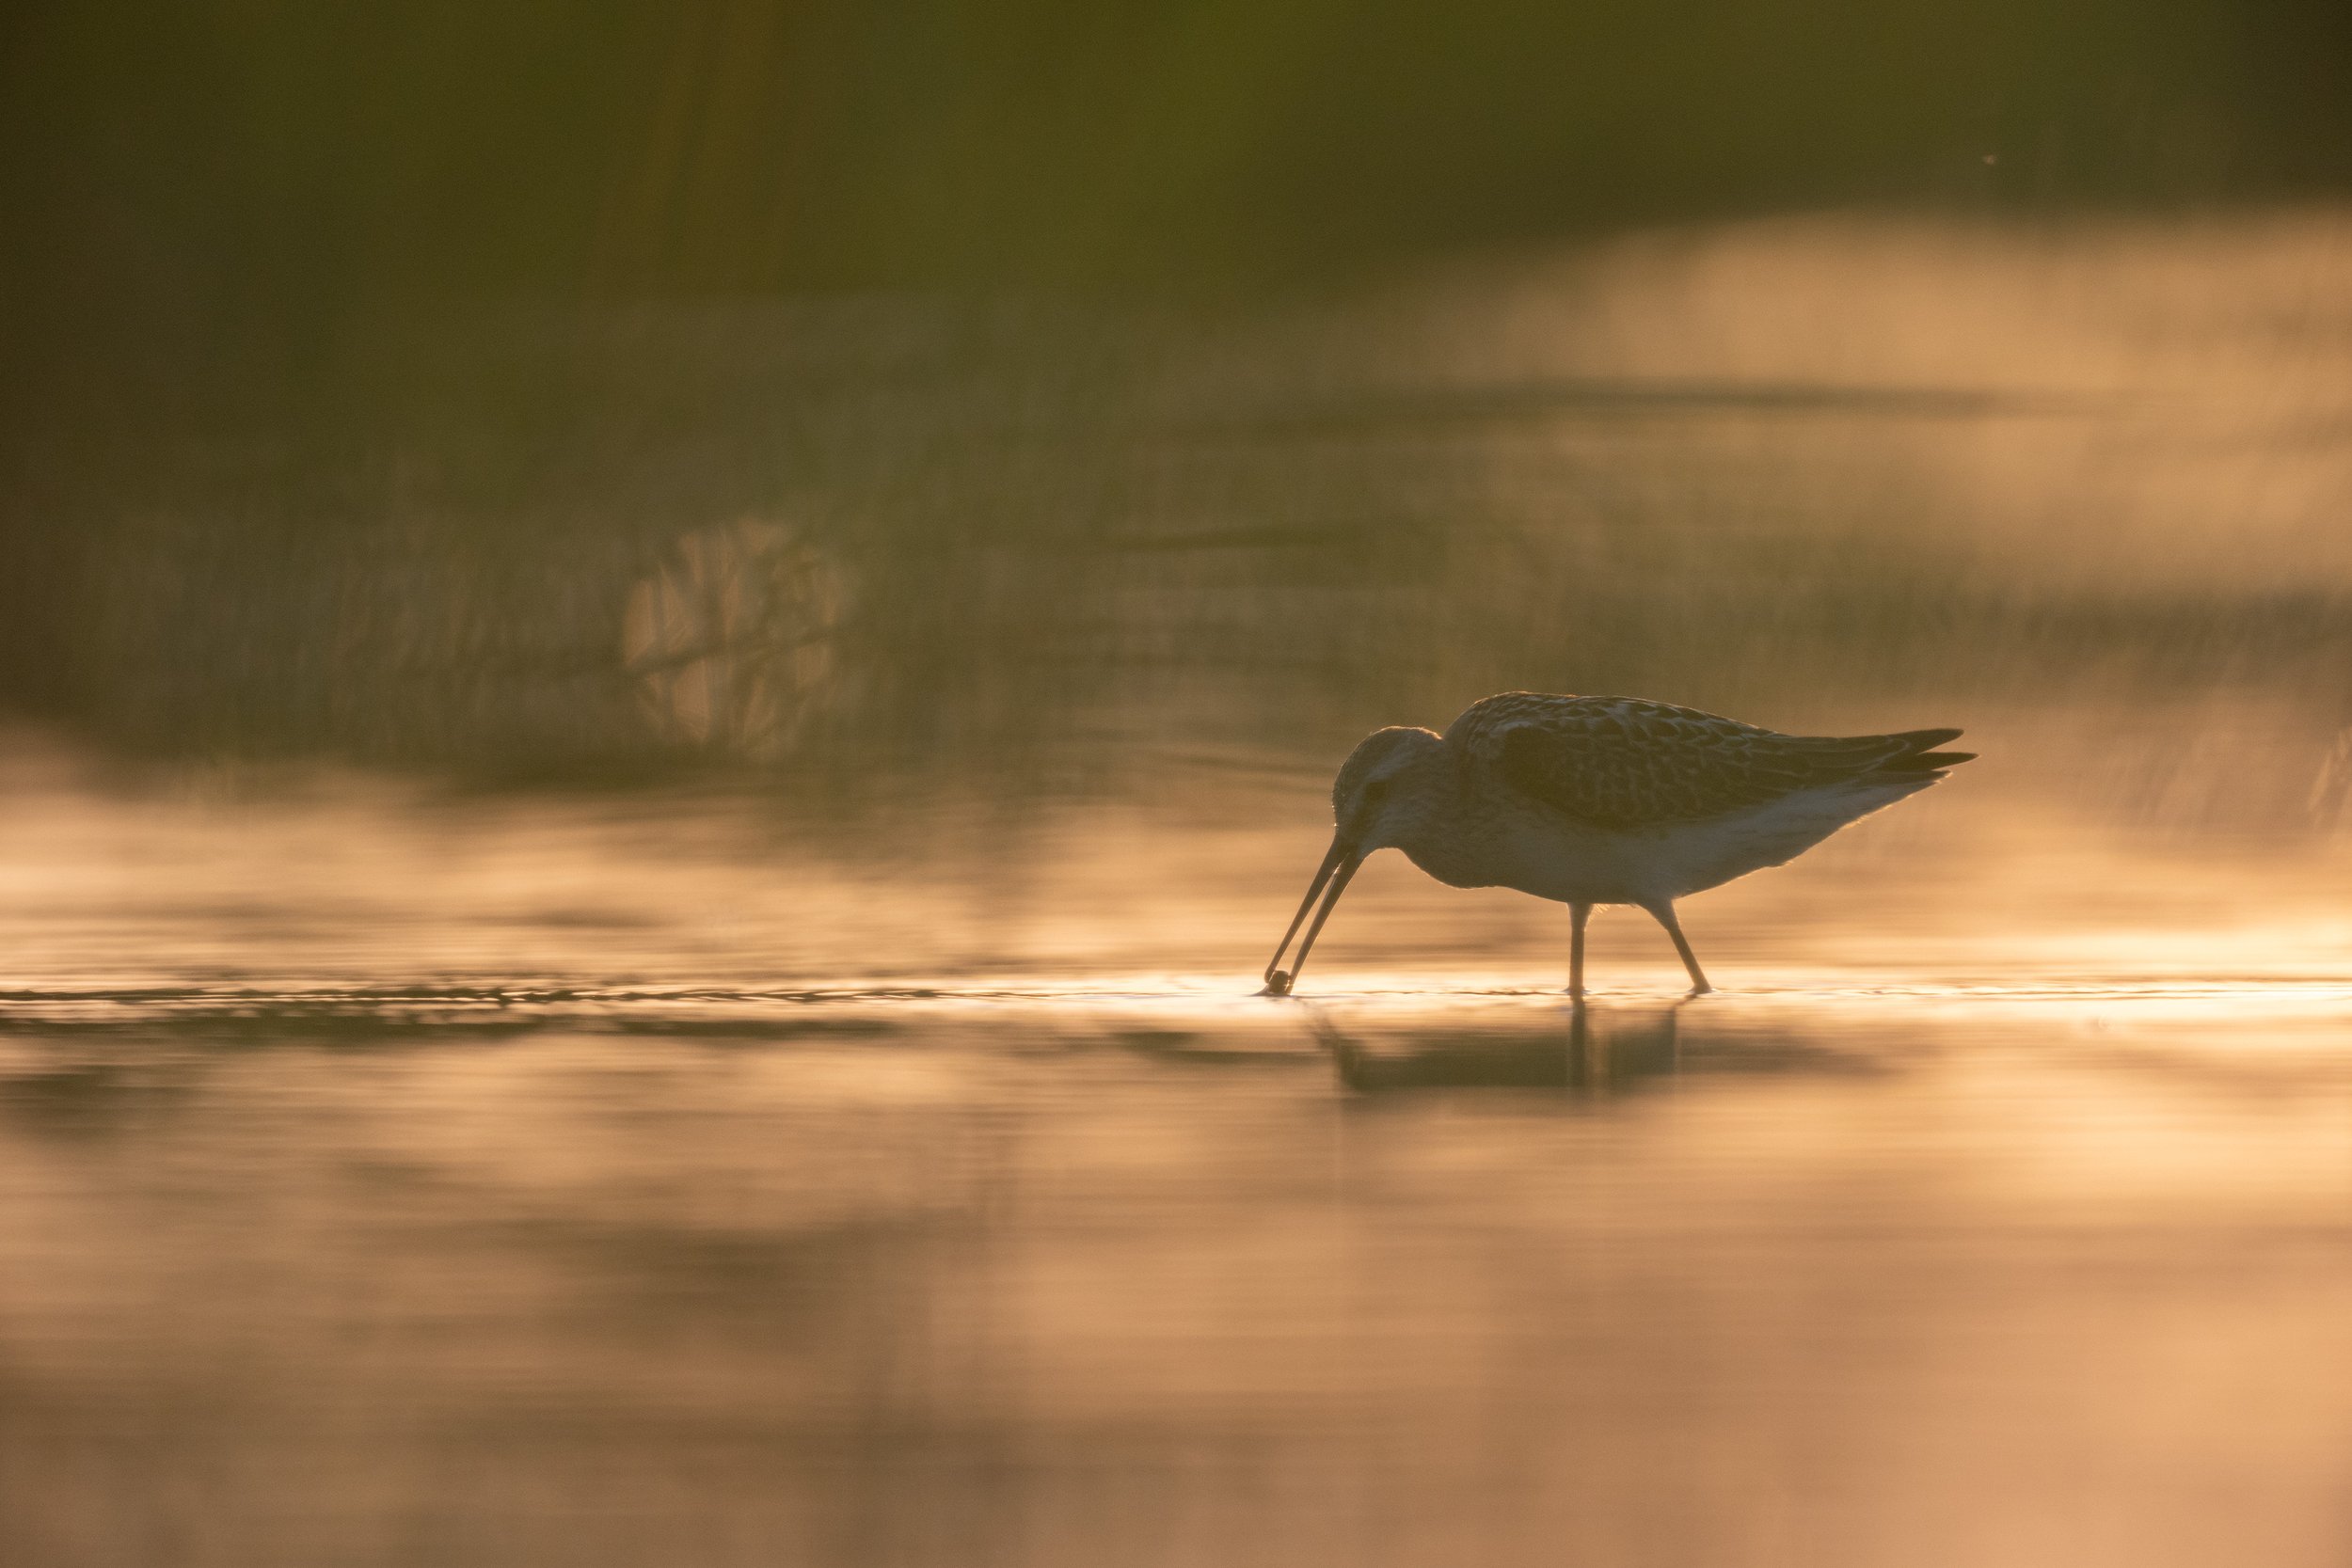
[1447,692,1965,831]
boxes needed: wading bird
[1262,692,1974,997]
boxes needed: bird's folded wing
[1456,695,1930,831]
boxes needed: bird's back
[1438,692,1974,901]
[1445,692,1972,831]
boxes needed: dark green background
[8,1,2348,400]
[0,0,2346,768]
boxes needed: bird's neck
[1391,753,1494,890]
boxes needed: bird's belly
[1642,782,1928,897]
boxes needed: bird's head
[1261,726,1452,995]
[1329,725,1451,852]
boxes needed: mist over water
[29,212,2352,982]
[7,212,2352,1563]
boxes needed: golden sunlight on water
[3,988,2351,1566]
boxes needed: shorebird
[1262,692,1975,997]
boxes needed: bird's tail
[1875,727,1976,774]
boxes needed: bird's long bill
[1262,835,1362,995]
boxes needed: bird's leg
[1567,902,1593,998]
[1645,901,1714,996]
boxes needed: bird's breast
[1398,836,1497,890]
[1396,797,1647,902]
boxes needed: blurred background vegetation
[3,0,2350,789]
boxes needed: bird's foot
[1261,970,1295,997]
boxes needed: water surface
[5,976,2351,1567]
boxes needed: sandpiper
[1262,691,1975,997]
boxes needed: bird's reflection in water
[1307,1002,1862,1099]
[1303,1002,1679,1096]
